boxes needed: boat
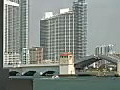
[52,75,59,79]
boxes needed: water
[33,76,120,90]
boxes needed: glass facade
[40,0,87,62]
[19,0,29,64]
[73,0,87,61]
[3,0,29,66]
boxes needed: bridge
[75,54,120,68]
[8,54,120,76]
[8,63,59,76]
[75,54,120,76]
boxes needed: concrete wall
[60,65,68,75]
[9,79,33,90]
[0,68,9,90]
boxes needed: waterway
[33,76,120,90]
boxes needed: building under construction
[40,0,87,62]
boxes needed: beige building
[59,52,75,75]
[29,47,43,64]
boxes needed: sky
[29,0,120,55]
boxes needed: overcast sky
[29,0,120,55]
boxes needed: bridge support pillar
[117,61,120,76]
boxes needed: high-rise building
[3,0,29,66]
[19,0,29,64]
[40,0,87,61]
[73,0,87,60]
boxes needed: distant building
[95,44,114,55]
[40,0,87,62]
[3,0,29,66]
[94,44,115,68]
[29,47,44,64]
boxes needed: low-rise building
[29,47,43,64]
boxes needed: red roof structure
[60,52,72,56]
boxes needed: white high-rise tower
[3,0,29,66]
[40,0,87,61]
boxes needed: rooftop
[60,52,72,56]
